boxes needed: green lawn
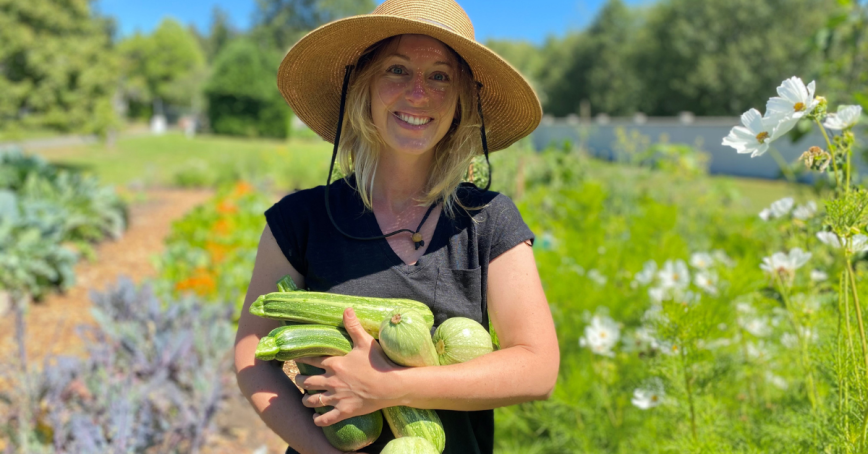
[29,131,816,217]
[33,132,334,190]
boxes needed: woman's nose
[405,72,429,104]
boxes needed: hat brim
[277,15,542,152]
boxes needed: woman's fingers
[300,391,330,408]
[294,373,329,391]
[294,356,328,368]
[313,407,347,427]
[343,308,375,347]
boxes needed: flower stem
[679,343,698,442]
[773,271,819,410]
[815,118,843,192]
[845,257,868,378]
[768,146,797,183]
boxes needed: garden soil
[0,188,289,454]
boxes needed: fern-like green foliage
[823,187,868,237]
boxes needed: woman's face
[370,34,459,158]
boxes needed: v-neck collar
[335,175,448,274]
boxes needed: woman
[234,1,559,453]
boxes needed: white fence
[529,116,867,182]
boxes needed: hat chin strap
[324,65,492,249]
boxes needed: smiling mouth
[393,111,433,126]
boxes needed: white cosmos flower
[694,271,718,295]
[792,201,817,220]
[765,372,789,390]
[769,197,794,218]
[722,108,786,157]
[700,337,732,350]
[781,332,798,349]
[658,259,690,290]
[632,383,665,410]
[810,269,828,282]
[633,260,658,287]
[747,341,770,360]
[648,286,666,303]
[781,327,817,348]
[759,208,772,221]
[736,302,755,314]
[760,248,811,277]
[587,269,607,286]
[690,252,714,270]
[712,249,735,267]
[816,231,841,248]
[741,316,771,337]
[849,234,868,254]
[824,105,862,130]
[766,76,819,124]
[579,315,620,357]
[623,326,659,352]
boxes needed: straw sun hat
[277,0,543,153]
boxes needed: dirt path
[0,188,287,454]
[0,189,213,363]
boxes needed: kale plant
[1,277,235,453]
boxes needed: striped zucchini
[250,291,435,339]
[382,406,445,453]
[379,310,440,367]
[381,436,440,454]
[307,390,383,451]
[276,274,302,292]
[254,324,352,361]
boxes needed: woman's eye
[432,73,450,82]
[387,66,405,75]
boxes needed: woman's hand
[295,308,407,427]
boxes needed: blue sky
[94,0,652,45]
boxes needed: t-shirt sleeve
[489,193,535,260]
[264,192,310,276]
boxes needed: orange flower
[217,200,238,215]
[205,241,231,263]
[234,181,254,197]
[213,219,232,235]
[175,267,217,295]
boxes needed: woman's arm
[296,241,560,426]
[234,225,349,454]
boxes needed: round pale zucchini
[381,436,440,454]
[379,310,440,367]
[432,317,494,366]
[382,406,445,453]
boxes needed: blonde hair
[336,35,483,218]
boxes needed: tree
[0,0,120,135]
[204,38,288,138]
[201,6,237,63]
[252,0,374,51]
[539,0,642,116]
[633,0,834,116]
[118,18,207,118]
[485,39,549,104]
[814,0,868,109]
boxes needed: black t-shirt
[265,175,535,454]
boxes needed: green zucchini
[382,406,445,453]
[277,274,302,292]
[254,324,352,361]
[250,291,434,339]
[379,310,440,367]
[296,362,326,376]
[432,317,494,365]
[381,436,440,454]
[306,390,383,452]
